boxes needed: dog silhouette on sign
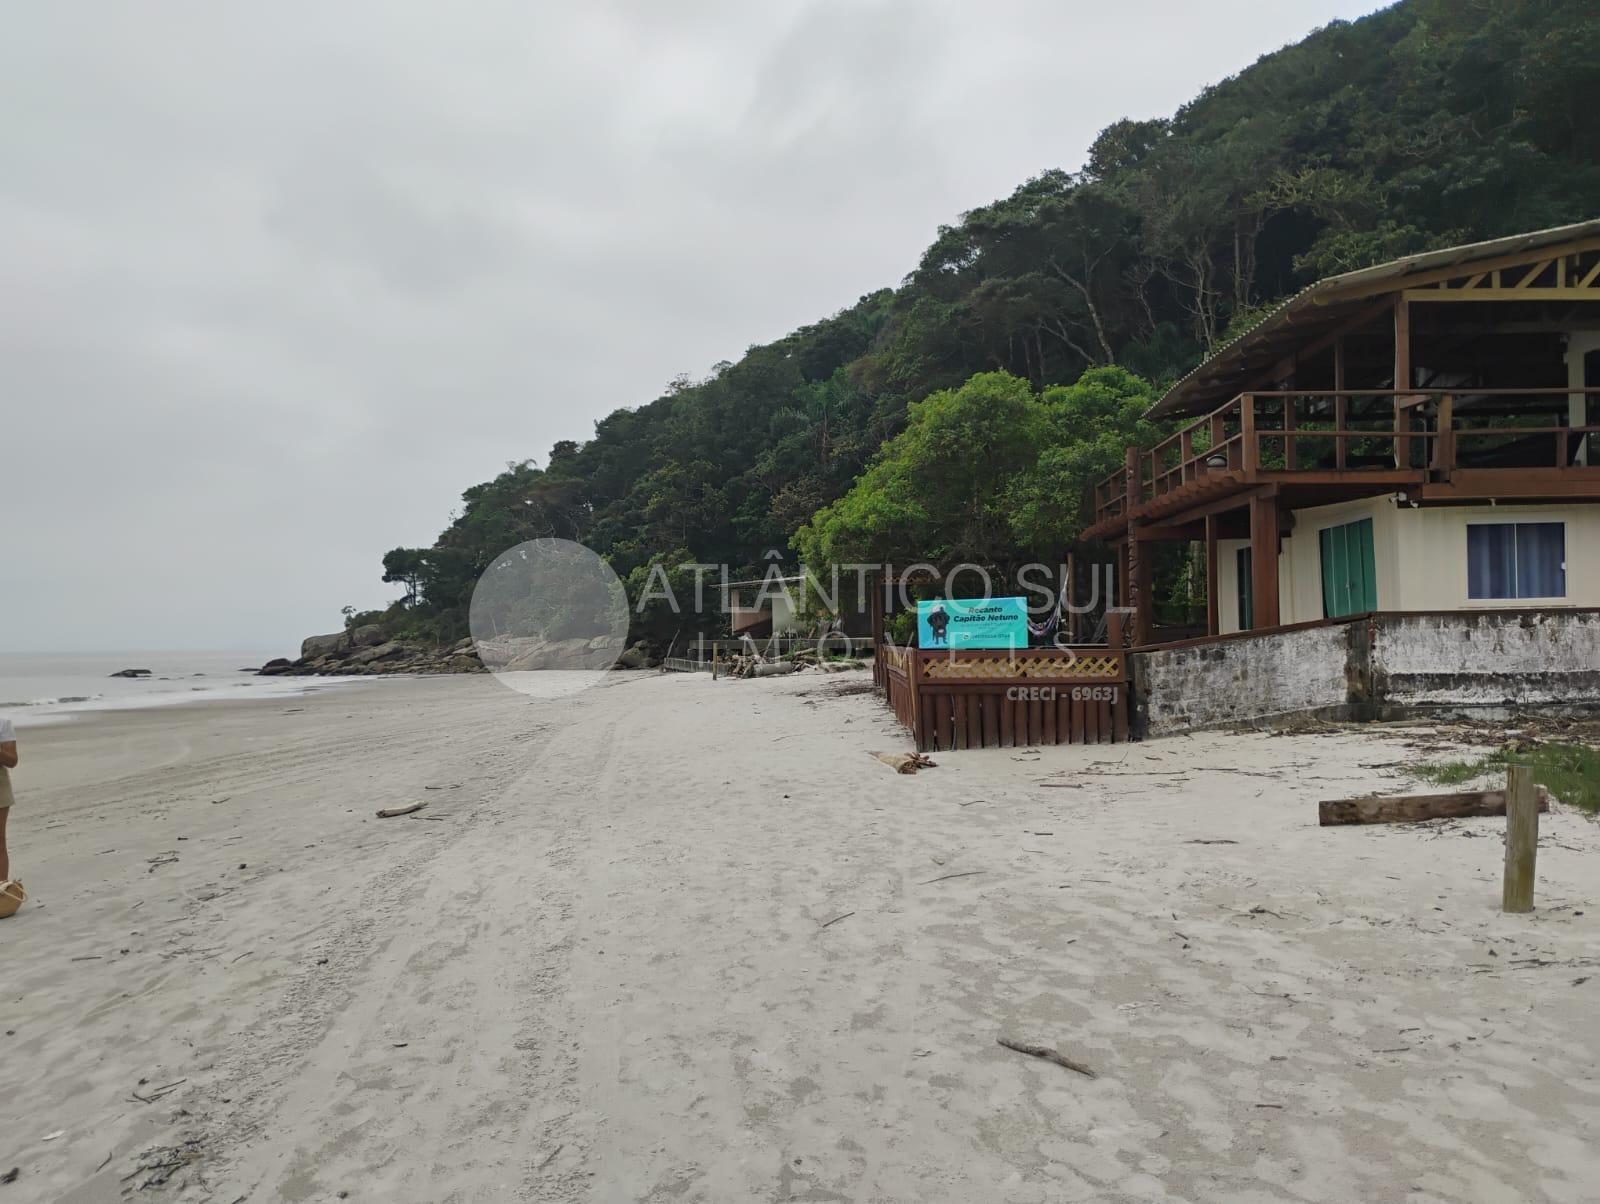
[926,603,950,646]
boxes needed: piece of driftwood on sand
[375,802,428,818]
[1318,786,1548,827]
[869,751,938,774]
[996,1036,1097,1078]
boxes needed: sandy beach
[3,670,1598,1203]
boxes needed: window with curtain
[1467,522,1566,599]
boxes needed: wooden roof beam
[1313,235,1600,303]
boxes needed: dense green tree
[1007,367,1161,552]
[794,372,1047,571]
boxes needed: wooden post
[1433,393,1455,476]
[1393,298,1411,468]
[1115,541,1130,631]
[1333,337,1348,469]
[1065,552,1079,644]
[1249,492,1280,630]
[712,644,720,680]
[869,571,885,690]
[1131,536,1153,647]
[1240,394,1258,474]
[1124,526,1153,649]
[1282,394,1298,470]
[1502,764,1539,913]
[1204,515,1220,636]
[907,648,926,751]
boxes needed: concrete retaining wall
[1371,611,1600,707]
[1133,624,1352,735]
[1133,609,1600,736]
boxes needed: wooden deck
[878,642,1130,750]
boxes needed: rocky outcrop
[268,631,657,677]
[300,626,391,660]
[503,638,598,671]
[272,634,487,677]
[109,668,153,678]
[616,643,650,669]
[347,640,404,666]
[300,632,348,659]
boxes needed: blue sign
[917,597,1028,650]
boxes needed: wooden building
[1082,220,1600,644]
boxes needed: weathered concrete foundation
[1132,609,1600,737]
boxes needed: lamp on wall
[1204,452,1229,470]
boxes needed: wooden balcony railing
[1091,388,1600,529]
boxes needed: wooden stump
[1502,765,1539,914]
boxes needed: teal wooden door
[1319,518,1376,618]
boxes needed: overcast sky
[1,1,1386,654]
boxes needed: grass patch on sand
[1415,743,1600,814]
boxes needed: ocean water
[0,651,357,727]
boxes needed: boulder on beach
[301,632,349,659]
[348,640,404,666]
[257,658,295,676]
[503,637,598,672]
[615,643,651,670]
[109,668,153,678]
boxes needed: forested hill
[370,0,1599,645]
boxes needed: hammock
[1026,594,1067,640]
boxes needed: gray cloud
[0,0,1383,653]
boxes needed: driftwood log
[997,1037,1097,1078]
[869,751,938,775]
[375,801,427,818]
[1318,786,1548,827]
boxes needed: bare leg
[0,805,9,881]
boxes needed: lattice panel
[922,656,1027,680]
[920,652,1124,682]
[1025,655,1122,680]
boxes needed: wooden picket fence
[877,639,1130,751]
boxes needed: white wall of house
[1568,331,1600,467]
[1217,497,1600,633]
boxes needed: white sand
[3,671,1598,1203]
